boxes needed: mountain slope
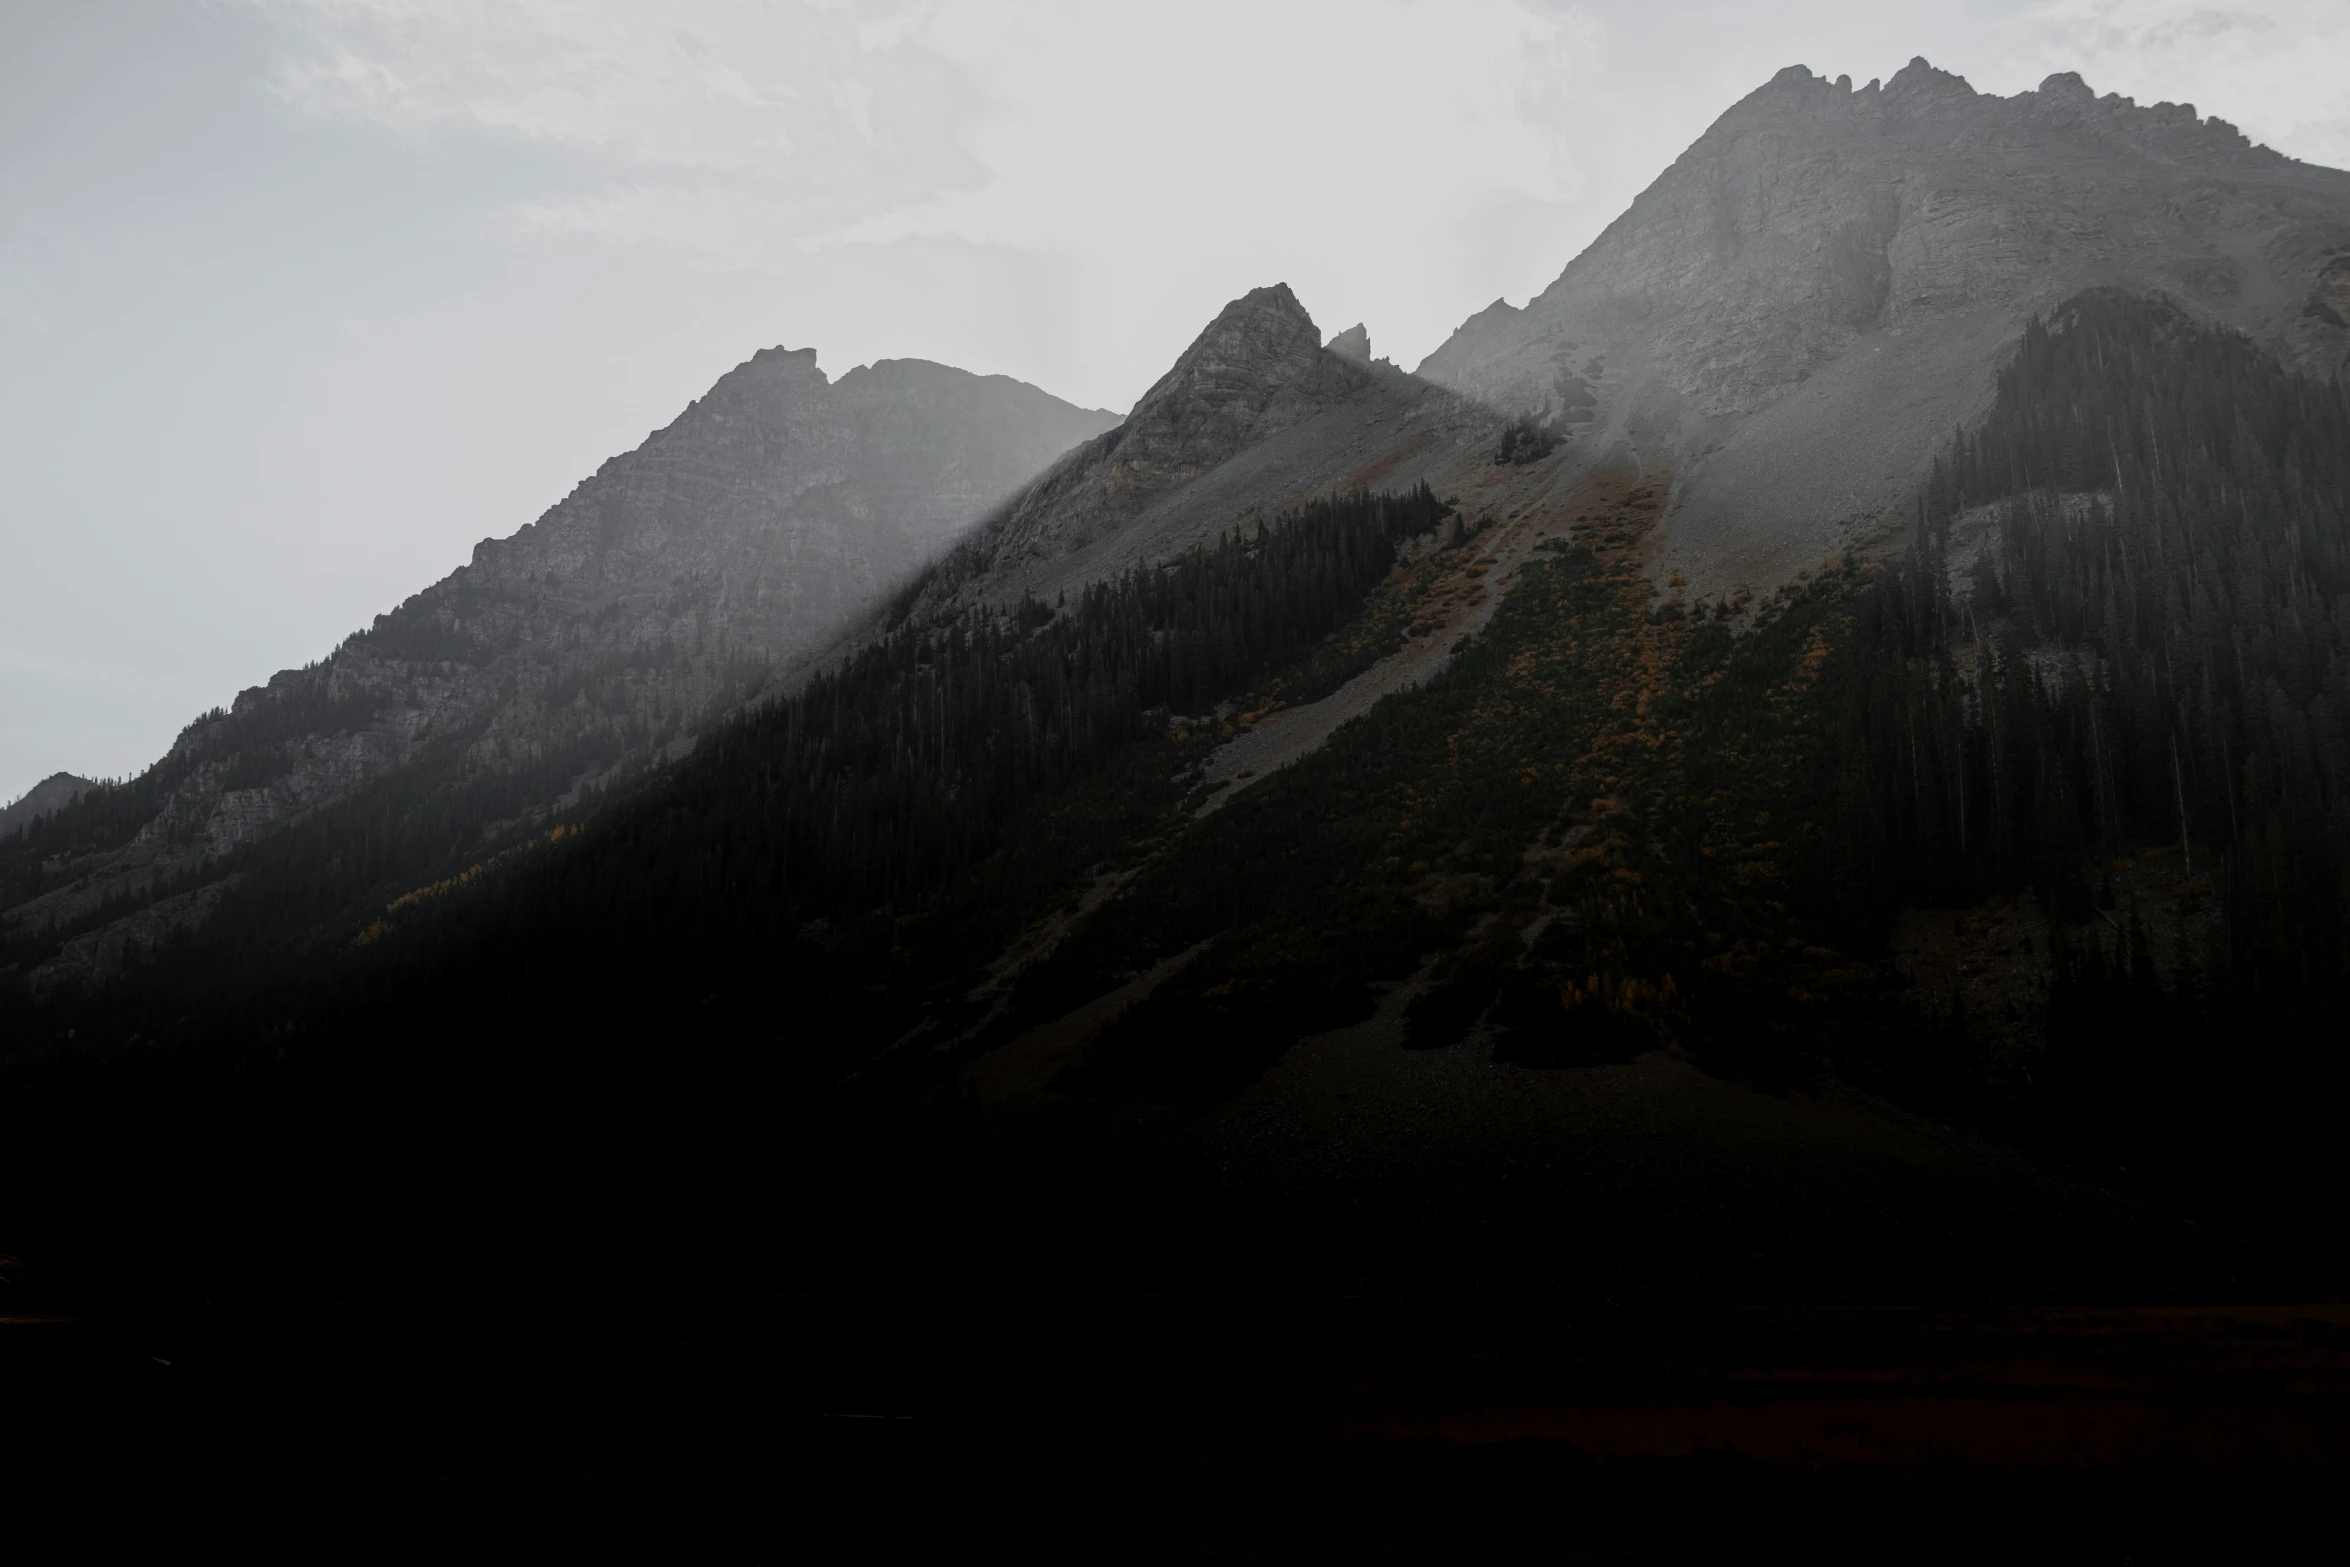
[0,355,1113,994]
[1417,58,2350,594]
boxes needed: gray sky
[6,0,2348,807]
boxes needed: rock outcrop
[1325,323,1372,363]
[1,356,1113,993]
[1416,58,2350,590]
[915,285,1504,618]
[971,286,1380,571]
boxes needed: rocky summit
[1416,58,2350,592]
[968,285,1380,570]
[911,284,1496,619]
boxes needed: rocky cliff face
[1324,323,1372,364]
[2,356,1113,993]
[432,352,1117,665]
[969,285,1380,572]
[1417,58,2350,591]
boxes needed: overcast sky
[5,0,2348,806]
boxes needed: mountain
[199,60,2343,1257]
[0,774,93,840]
[12,57,2350,1547]
[905,284,1480,616]
[1417,58,2350,593]
[0,354,1112,994]
[20,58,2350,1039]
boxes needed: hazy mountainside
[434,351,1117,666]
[970,284,1383,569]
[909,286,1502,619]
[0,775,93,840]
[0,355,1111,994]
[1418,57,2350,595]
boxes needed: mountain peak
[1217,280,1311,322]
[1147,282,1326,405]
[1422,54,2349,415]
[1885,55,1973,98]
[963,283,1381,570]
[2036,70,2094,106]
[1414,53,2350,592]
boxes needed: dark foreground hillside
[7,294,2350,1555]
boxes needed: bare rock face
[1416,58,2350,590]
[907,285,1533,624]
[969,285,1381,573]
[0,775,93,840]
[1325,323,1372,363]
[431,352,1116,667]
[1,356,1113,992]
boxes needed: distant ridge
[0,773,93,839]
